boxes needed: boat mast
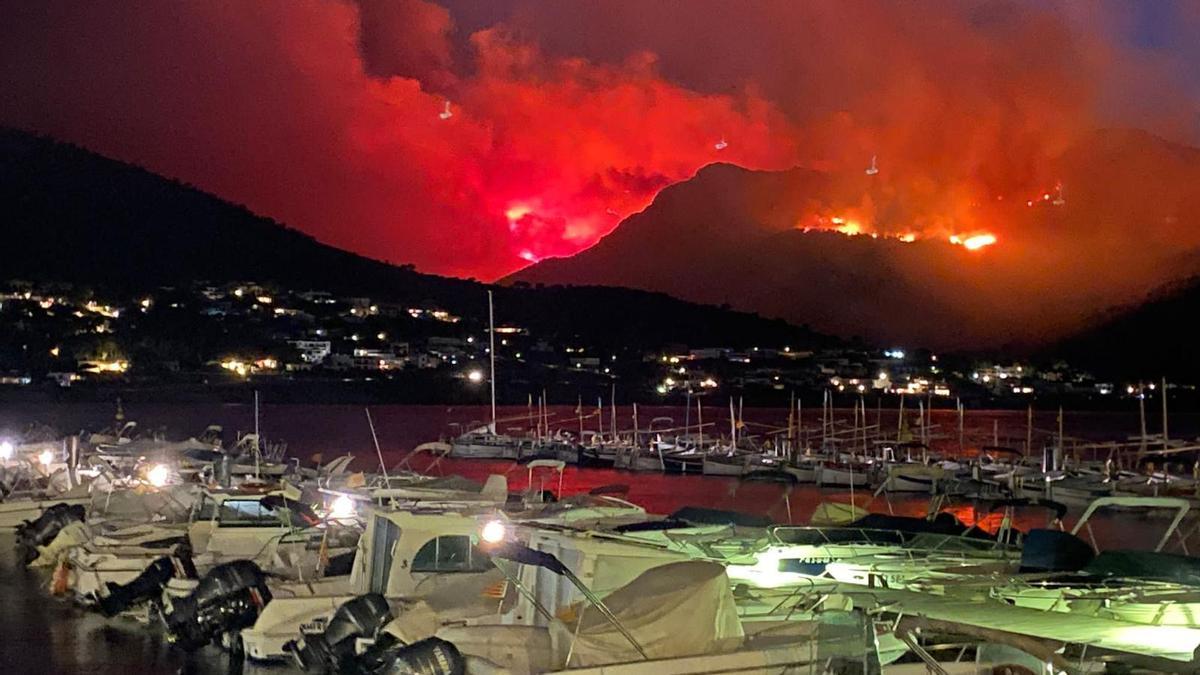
[488,290,497,434]
[253,389,261,478]
[788,390,795,454]
[1138,382,1147,454]
[1055,406,1064,471]
[797,396,803,451]
[918,399,926,446]
[610,384,617,438]
[956,398,964,454]
[685,387,693,443]
[1162,377,1169,450]
[728,397,737,447]
[821,389,829,443]
[1026,404,1033,456]
[632,402,640,447]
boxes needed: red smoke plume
[1,0,1197,292]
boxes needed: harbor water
[0,402,1188,673]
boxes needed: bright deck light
[39,449,55,466]
[330,495,356,519]
[147,464,170,487]
[467,369,484,383]
[480,520,507,544]
[0,441,13,461]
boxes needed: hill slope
[1052,276,1200,380]
[0,128,830,351]
[511,130,1200,350]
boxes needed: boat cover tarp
[549,560,743,667]
[670,506,772,528]
[809,502,869,526]
[1019,528,1094,572]
[842,585,1200,662]
[1086,550,1200,586]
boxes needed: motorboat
[240,492,651,661]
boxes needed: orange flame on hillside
[800,214,995,252]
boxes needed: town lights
[480,519,507,545]
[147,464,171,487]
[329,495,356,519]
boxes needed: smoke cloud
[1,0,1197,328]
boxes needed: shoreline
[0,379,1176,411]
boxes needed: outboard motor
[162,560,272,651]
[289,593,392,672]
[340,636,467,675]
[97,548,198,616]
[377,637,465,675]
[15,503,86,564]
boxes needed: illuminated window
[216,500,280,527]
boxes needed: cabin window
[217,499,280,527]
[411,535,492,573]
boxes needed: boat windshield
[770,527,905,546]
[217,499,284,527]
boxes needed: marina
[8,2,1200,672]
[2,402,1199,673]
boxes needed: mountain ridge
[0,127,832,352]
[510,128,1200,351]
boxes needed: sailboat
[450,291,525,459]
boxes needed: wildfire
[831,217,863,236]
[949,233,997,250]
[802,214,997,252]
[801,215,921,244]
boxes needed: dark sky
[2,0,1197,280]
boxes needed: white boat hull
[702,457,745,477]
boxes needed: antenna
[366,407,390,484]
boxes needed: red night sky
[2,1,1199,281]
